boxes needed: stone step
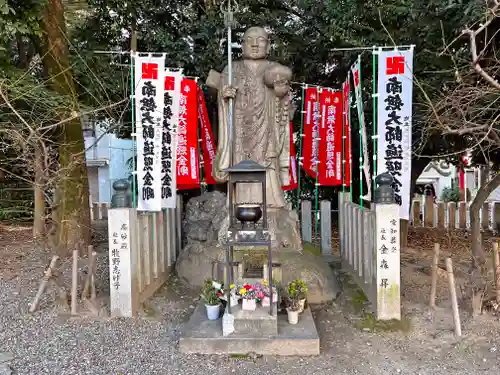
[180,302,320,356]
[232,303,277,336]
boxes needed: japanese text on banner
[302,87,320,178]
[376,49,414,219]
[135,56,165,211]
[197,87,217,185]
[318,90,342,186]
[282,121,298,191]
[177,79,200,190]
[162,70,182,208]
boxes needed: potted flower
[285,296,300,324]
[219,283,239,307]
[239,284,257,311]
[289,280,308,313]
[260,280,278,307]
[200,279,221,320]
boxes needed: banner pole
[357,56,364,210]
[342,83,345,195]
[314,88,321,245]
[130,52,137,209]
[372,47,378,195]
[296,85,306,209]
[348,73,353,203]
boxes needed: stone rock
[183,191,227,243]
[0,364,12,375]
[176,191,340,304]
[276,251,340,304]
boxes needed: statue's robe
[213,60,290,208]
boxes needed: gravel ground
[1,226,500,375]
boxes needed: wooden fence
[107,195,182,317]
[410,197,500,232]
[300,200,333,256]
[89,200,109,221]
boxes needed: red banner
[342,78,351,187]
[318,90,342,186]
[282,121,298,191]
[302,87,320,178]
[197,87,217,185]
[177,79,200,190]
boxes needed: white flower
[212,281,222,290]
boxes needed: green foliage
[200,279,221,306]
[440,185,460,203]
[288,279,307,300]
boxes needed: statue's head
[242,27,270,60]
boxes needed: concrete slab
[179,303,320,356]
[232,303,277,336]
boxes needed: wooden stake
[83,245,96,299]
[445,257,462,337]
[430,243,440,308]
[29,255,59,313]
[71,248,79,315]
[493,242,500,304]
[90,251,97,300]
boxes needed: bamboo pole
[493,241,500,304]
[429,243,440,308]
[82,245,96,299]
[29,255,59,313]
[445,257,462,337]
[71,248,79,315]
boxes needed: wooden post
[447,202,456,230]
[301,200,312,243]
[412,200,421,227]
[429,243,440,308]
[29,256,59,313]
[458,202,467,229]
[436,203,445,229]
[320,200,332,257]
[424,196,434,227]
[493,242,500,304]
[445,257,462,337]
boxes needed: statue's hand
[222,85,237,99]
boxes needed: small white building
[83,122,134,205]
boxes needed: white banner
[376,48,414,219]
[135,54,165,211]
[162,69,182,208]
[350,58,371,201]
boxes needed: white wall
[85,122,134,204]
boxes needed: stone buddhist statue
[208,26,292,208]
[177,26,339,303]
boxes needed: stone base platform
[179,303,320,356]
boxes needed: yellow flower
[262,280,268,286]
[230,284,235,289]
[239,288,247,295]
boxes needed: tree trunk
[470,173,500,265]
[33,146,46,241]
[468,173,500,315]
[40,0,91,251]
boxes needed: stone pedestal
[232,304,277,336]
[180,302,320,356]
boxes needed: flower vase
[229,294,239,307]
[298,299,306,313]
[261,296,270,307]
[242,298,257,311]
[287,308,299,324]
[205,304,221,320]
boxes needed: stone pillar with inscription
[373,173,401,321]
[108,182,139,317]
